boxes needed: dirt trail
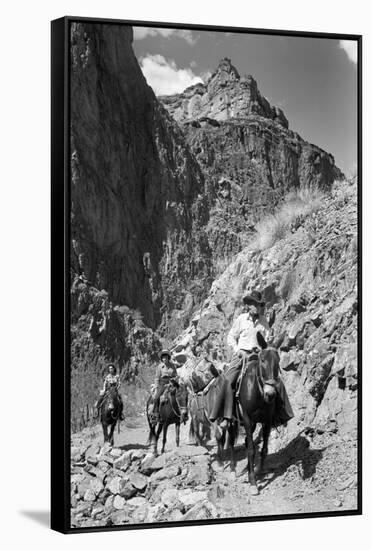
[72,414,358,522]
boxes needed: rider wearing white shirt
[210,290,294,430]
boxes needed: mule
[188,374,224,448]
[228,333,282,494]
[100,386,121,446]
[147,381,188,455]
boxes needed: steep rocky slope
[174,179,358,444]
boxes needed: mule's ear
[256,331,268,349]
[272,332,285,350]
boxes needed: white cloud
[140,55,204,95]
[200,70,212,83]
[133,27,197,45]
[339,40,357,64]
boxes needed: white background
[1,0,369,546]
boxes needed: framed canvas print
[51,16,362,533]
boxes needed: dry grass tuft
[252,186,324,251]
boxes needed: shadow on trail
[210,434,325,488]
[117,442,148,452]
[257,435,325,490]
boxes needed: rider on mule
[96,364,124,420]
[209,290,293,429]
[151,349,179,422]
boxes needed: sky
[132,27,358,177]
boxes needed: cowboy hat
[159,349,171,360]
[243,290,265,306]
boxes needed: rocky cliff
[71,23,212,331]
[161,58,343,267]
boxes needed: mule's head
[259,348,280,403]
[105,385,119,409]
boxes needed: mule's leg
[215,422,225,465]
[152,423,163,456]
[228,422,237,473]
[102,422,108,443]
[109,423,115,446]
[195,420,204,446]
[175,422,180,447]
[259,422,272,474]
[161,423,169,454]
[241,414,258,493]
[188,420,196,445]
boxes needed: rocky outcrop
[70,23,212,330]
[160,58,289,127]
[160,58,343,269]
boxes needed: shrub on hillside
[252,186,324,250]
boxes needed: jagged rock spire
[160,58,289,128]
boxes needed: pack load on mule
[174,342,220,394]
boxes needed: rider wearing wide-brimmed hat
[151,349,179,421]
[210,291,271,427]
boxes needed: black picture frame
[51,16,362,534]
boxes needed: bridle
[102,386,120,418]
[256,350,279,397]
[167,384,188,421]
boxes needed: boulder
[91,504,105,518]
[126,496,147,508]
[113,451,132,471]
[129,472,148,491]
[85,442,101,462]
[71,446,85,463]
[166,509,184,522]
[146,504,166,523]
[110,448,122,457]
[161,488,181,508]
[106,476,124,495]
[184,462,211,487]
[178,490,208,508]
[110,510,130,525]
[151,465,181,483]
[121,482,137,500]
[131,506,149,523]
[104,495,114,514]
[90,477,104,497]
[182,500,218,521]
[77,475,94,498]
[98,454,114,466]
[140,454,156,475]
[131,449,147,461]
[112,495,126,510]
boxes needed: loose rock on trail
[70,415,358,528]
